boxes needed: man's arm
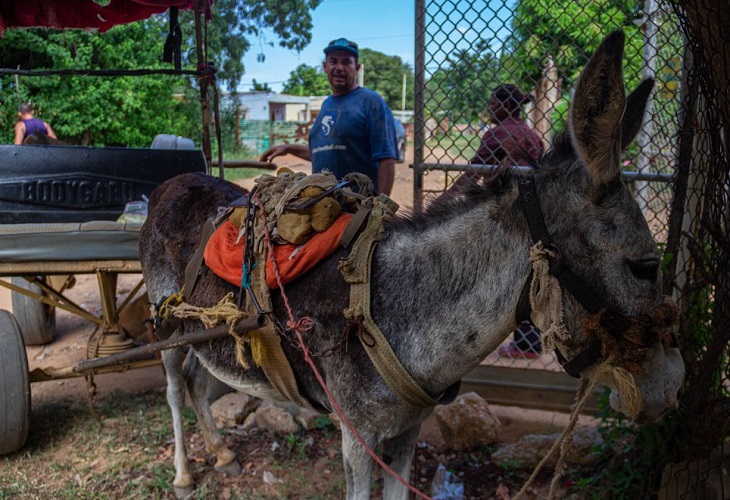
[13,122,25,144]
[44,122,57,139]
[260,143,311,163]
[377,158,395,196]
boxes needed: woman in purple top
[14,103,57,144]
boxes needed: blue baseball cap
[324,38,359,58]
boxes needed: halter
[515,174,604,378]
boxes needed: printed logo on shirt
[320,115,334,136]
[312,144,347,154]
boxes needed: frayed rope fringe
[168,292,265,369]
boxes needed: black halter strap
[516,175,604,378]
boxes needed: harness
[515,174,611,378]
[339,195,461,407]
[155,190,318,411]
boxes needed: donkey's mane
[386,130,577,234]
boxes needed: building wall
[242,93,271,121]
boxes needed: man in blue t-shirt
[260,38,397,195]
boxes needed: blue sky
[237,0,517,93]
[238,0,415,92]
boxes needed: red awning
[0,1,202,35]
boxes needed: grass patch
[0,389,175,498]
[426,132,481,161]
[208,167,269,182]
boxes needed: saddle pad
[204,213,353,290]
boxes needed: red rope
[253,196,431,500]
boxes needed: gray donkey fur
[139,31,685,499]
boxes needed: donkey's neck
[372,195,532,393]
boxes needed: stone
[241,412,257,430]
[433,392,501,451]
[491,426,602,467]
[210,392,260,427]
[254,405,300,434]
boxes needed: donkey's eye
[628,258,659,282]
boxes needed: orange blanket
[204,213,353,290]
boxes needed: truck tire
[0,310,31,455]
[10,277,56,346]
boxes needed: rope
[157,288,185,320]
[528,242,569,350]
[168,292,244,329]
[255,194,432,500]
[513,370,600,500]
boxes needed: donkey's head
[528,31,685,422]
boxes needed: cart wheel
[0,310,31,455]
[10,277,56,345]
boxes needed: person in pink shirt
[469,84,545,359]
[470,83,543,166]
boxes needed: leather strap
[183,218,217,302]
[247,242,317,411]
[339,199,373,248]
[555,339,603,378]
[154,217,218,341]
[517,176,602,314]
[517,175,605,378]
[340,199,458,407]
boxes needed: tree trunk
[529,56,559,149]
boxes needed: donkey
[139,31,685,499]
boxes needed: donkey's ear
[620,78,654,151]
[570,30,626,186]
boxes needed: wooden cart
[0,143,207,454]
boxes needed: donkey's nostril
[629,259,659,282]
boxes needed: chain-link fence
[238,119,311,157]
[414,0,728,497]
[415,0,683,373]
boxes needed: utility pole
[402,71,407,111]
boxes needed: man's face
[323,49,360,95]
[488,95,510,124]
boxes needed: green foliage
[571,388,688,499]
[508,0,643,90]
[180,0,323,91]
[0,22,199,146]
[282,63,330,96]
[426,39,505,125]
[250,79,272,91]
[0,1,323,147]
[359,48,414,111]
[283,433,310,462]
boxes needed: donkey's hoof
[215,459,242,476]
[174,485,194,499]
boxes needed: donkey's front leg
[182,353,241,475]
[342,427,376,500]
[162,346,195,499]
[382,425,421,500]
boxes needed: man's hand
[260,143,311,163]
